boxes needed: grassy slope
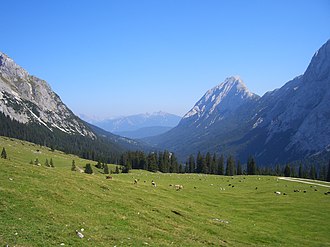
[0,137,329,246]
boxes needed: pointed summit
[183,76,259,120]
[304,39,330,81]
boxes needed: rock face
[146,40,330,165]
[182,76,259,128]
[0,52,94,137]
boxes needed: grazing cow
[134,179,138,184]
[151,180,156,187]
[175,184,183,190]
[275,191,281,195]
[106,176,113,180]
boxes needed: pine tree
[45,159,49,167]
[309,164,316,180]
[237,160,242,175]
[50,158,54,167]
[104,164,109,174]
[71,160,76,171]
[84,163,93,174]
[298,164,303,178]
[95,161,102,169]
[226,156,235,176]
[196,152,204,174]
[327,160,330,182]
[115,166,120,174]
[217,155,224,175]
[284,164,291,177]
[1,147,7,159]
[210,153,217,174]
[247,156,257,175]
[188,155,195,173]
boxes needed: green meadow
[0,136,329,246]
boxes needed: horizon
[1,0,330,118]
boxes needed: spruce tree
[309,164,316,180]
[284,164,291,177]
[71,160,76,171]
[298,164,303,178]
[327,160,330,182]
[84,163,93,174]
[247,156,257,175]
[237,160,242,175]
[50,158,54,167]
[188,155,195,173]
[1,147,7,159]
[104,164,109,174]
[45,159,49,167]
[217,154,224,175]
[226,156,235,176]
[196,152,204,174]
[115,166,120,174]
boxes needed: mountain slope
[146,40,330,165]
[0,52,94,137]
[241,39,330,164]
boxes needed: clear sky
[1,0,330,119]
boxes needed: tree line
[119,150,330,182]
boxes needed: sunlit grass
[0,137,329,246]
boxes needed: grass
[0,136,330,246]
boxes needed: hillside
[1,137,330,246]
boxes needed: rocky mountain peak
[304,39,330,81]
[183,76,259,120]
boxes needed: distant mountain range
[145,40,330,165]
[84,111,181,139]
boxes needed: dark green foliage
[71,160,76,171]
[50,158,54,168]
[84,163,93,174]
[237,160,243,175]
[45,159,49,167]
[1,147,7,159]
[104,164,109,174]
[115,166,120,174]
[284,164,291,177]
[29,160,33,165]
[188,155,195,173]
[247,156,257,175]
[309,164,316,180]
[95,161,103,169]
[327,160,330,182]
[217,155,224,175]
[225,155,235,176]
[299,164,303,178]
[196,152,204,174]
[34,158,39,166]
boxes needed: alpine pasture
[0,137,329,246]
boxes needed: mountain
[0,51,145,161]
[116,126,173,139]
[146,40,330,165]
[89,111,181,138]
[0,52,94,137]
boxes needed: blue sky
[2,0,330,119]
